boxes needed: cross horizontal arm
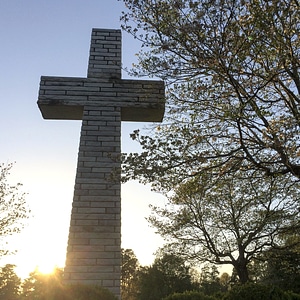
[38,76,165,122]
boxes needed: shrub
[67,284,118,300]
[163,290,218,300]
[285,291,300,300]
[222,283,289,300]
[45,283,118,300]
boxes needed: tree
[254,234,300,293]
[0,264,21,300]
[198,264,224,295]
[121,249,139,300]
[219,272,231,291]
[148,170,300,283]
[136,252,194,300]
[21,267,64,299]
[222,282,289,300]
[119,0,300,288]
[21,268,118,300]
[0,163,30,256]
[120,0,300,191]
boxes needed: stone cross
[37,28,165,299]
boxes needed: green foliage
[0,264,21,300]
[0,163,30,256]
[285,291,300,300]
[137,252,194,300]
[198,265,226,295]
[121,0,300,183]
[261,247,300,293]
[148,169,300,284]
[163,290,217,300]
[250,234,300,293]
[222,283,289,300]
[61,284,118,300]
[20,268,117,300]
[120,1,300,285]
[122,248,139,300]
[21,267,64,299]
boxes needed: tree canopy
[148,169,300,283]
[0,264,21,300]
[0,163,30,256]
[120,0,300,190]
[136,251,194,300]
[254,233,300,293]
[119,0,300,287]
[121,249,139,300]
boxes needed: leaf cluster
[121,0,300,185]
[0,163,30,256]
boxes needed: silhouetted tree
[137,252,194,300]
[0,264,21,300]
[121,249,139,300]
[219,272,231,292]
[199,264,224,295]
[148,170,300,283]
[254,234,300,293]
[21,267,63,299]
[21,268,117,300]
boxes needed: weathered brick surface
[37,28,165,299]
[63,104,122,295]
[38,76,165,121]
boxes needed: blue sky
[0,0,165,277]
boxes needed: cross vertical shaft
[37,28,165,299]
[64,30,122,297]
[66,104,122,294]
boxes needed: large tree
[148,170,300,283]
[0,163,30,256]
[120,0,300,190]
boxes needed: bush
[44,283,118,300]
[222,283,289,300]
[163,290,218,300]
[285,291,300,300]
[68,284,118,300]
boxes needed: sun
[33,251,64,275]
[37,262,57,275]
[32,247,65,275]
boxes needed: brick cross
[37,28,165,299]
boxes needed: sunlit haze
[0,0,165,278]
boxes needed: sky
[0,0,165,278]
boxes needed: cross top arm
[37,76,165,122]
[37,28,165,122]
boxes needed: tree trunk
[234,257,250,284]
